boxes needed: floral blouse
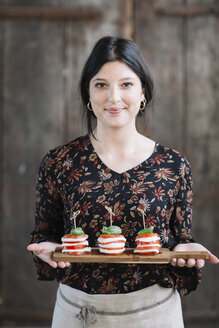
[30,135,201,296]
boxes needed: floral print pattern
[30,135,201,295]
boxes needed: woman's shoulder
[40,135,90,164]
[154,143,191,170]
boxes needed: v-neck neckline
[86,135,158,175]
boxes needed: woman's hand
[27,242,70,269]
[171,243,219,268]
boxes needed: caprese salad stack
[134,226,161,255]
[61,227,91,255]
[98,226,126,255]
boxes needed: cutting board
[53,247,209,264]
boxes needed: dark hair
[79,36,155,135]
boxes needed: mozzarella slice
[62,247,91,253]
[99,242,125,248]
[136,243,160,248]
[136,236,160,243]
[99,248,125,254]
[61,241,88,247]
[61,237,88,242]
[98,236,126,243]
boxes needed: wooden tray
[53,247,209,264]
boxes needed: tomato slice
[135,233,159,240]
[134,244,160,255]
[102,247,124,251]
[63,240,87,245]
[63,245,87,250]
[136,244,160,249]
[63,234,88,239]
[100,240,124,245]
[136,241,160,246]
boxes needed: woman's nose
[108,86,121,103]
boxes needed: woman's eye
[95,82,107,88]
[122,82,133,87]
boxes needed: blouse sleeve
[30,151,64,280]
[170,157,194,244]
[169,156,201,295]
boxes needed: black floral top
[30,135,201,296]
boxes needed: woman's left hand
[171,243,219,268]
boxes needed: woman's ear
[141,88,146,101]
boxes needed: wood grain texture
[135,0,219,322]
[0,6,101,21]
[1,0,218,326]
[182,0,219,314]
[135,0,186,150]
[2,18,65,311]
[0,0,131,324]
[53,247,209,264]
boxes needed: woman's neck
[90,123,147,159]
[89,122,155,174]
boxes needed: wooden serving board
[53,247,209,264]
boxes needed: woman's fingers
[27,251,69,269]
[27,243,39,251]
[171,257,204,268]
[49,261,71,269]
[65,262,71,267]
[48,260,58,268]
[27,242,61,254]
[57,261,66,268]
[209,253,219,264]
[196,259,205,268]
[57,261,71,268]
[46,260,70,269]
[27,243,43,255]
[170,258,186,267]
[177,258,186,267]
[171,242,219,268]
[186,258,196,268]
[27,242,63,268]
[170,258,177,266]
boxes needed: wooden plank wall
[0,0,132,325]
[135,0,219,326]
[0,0,218,326]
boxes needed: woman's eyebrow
[119,77,135,81]
[92,77,135,82]
[92,78,107,82]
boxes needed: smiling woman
[27,36,218,328]
[88,61,145,129]
[80,36,154,136]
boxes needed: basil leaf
[70,227,84,236]
[137,226,154,235]
[101,226,122,235]
[102,226,109,234]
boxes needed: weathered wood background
[0,0,218,327]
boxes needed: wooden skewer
[105,206,115,226]
[70,210,80,229]
[138,207,146,229]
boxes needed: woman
[27,36,218,328]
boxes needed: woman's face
[89,61,145,130]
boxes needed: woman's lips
[106,107,125,114]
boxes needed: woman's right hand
[27,242,71,269]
